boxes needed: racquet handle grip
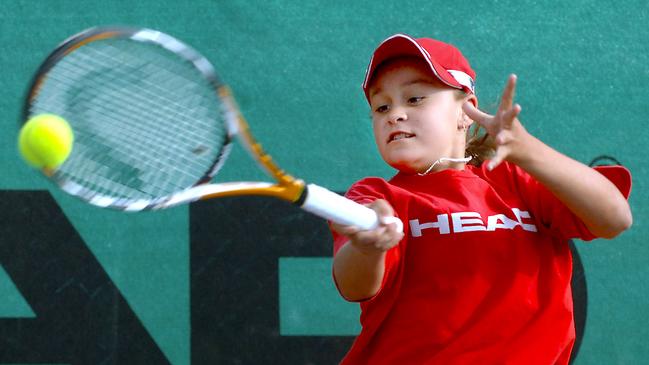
[301,184,404,233]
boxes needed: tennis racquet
[22,26,403,232]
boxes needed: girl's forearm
[333,241,386,301]
[514,133,632,238]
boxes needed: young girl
[330,34,632,364]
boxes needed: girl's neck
[417,157,472,176]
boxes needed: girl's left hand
[462,74,528,170]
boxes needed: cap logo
[447,70,475,94]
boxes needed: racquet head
[21,26,400,233]
[22,26,302,210]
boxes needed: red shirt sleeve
[507,163,632,241]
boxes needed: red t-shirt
[331,162,631,365]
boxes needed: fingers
[482,74,524,171]
[495,74,520,130]
[462,101,490,124]
[369,199,404,233]
[352,225,403,251]
[335,199,404,252]
[499,74,517,111]
[331,221,361,236]
[488,105,521,171]
[464,74,520,130]
[488,144,508,170]
[500,103,522,129]
[330,199,394,236]
[367,199,394,218]
[488,128,510,170]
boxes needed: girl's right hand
[331,199,404,254]
[463,74,528,171]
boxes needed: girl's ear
[466,94,478,108]
[458,94,478,129]
[462,112,475,128]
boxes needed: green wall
[1,1,647,364]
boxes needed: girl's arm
[332,200,403,301]
[514,133,631,238]
[463,75,632,238]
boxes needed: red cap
[362,34,476,102]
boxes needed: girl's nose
[387,108,407,124]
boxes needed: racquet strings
[28,37,229,202]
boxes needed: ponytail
[465,124,496,167]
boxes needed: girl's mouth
[388,132,415,143]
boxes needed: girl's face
[368,58,472,174]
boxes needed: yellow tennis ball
[18,114,74,169]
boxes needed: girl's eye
[408,96,424,104]
[375,105,389,113]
